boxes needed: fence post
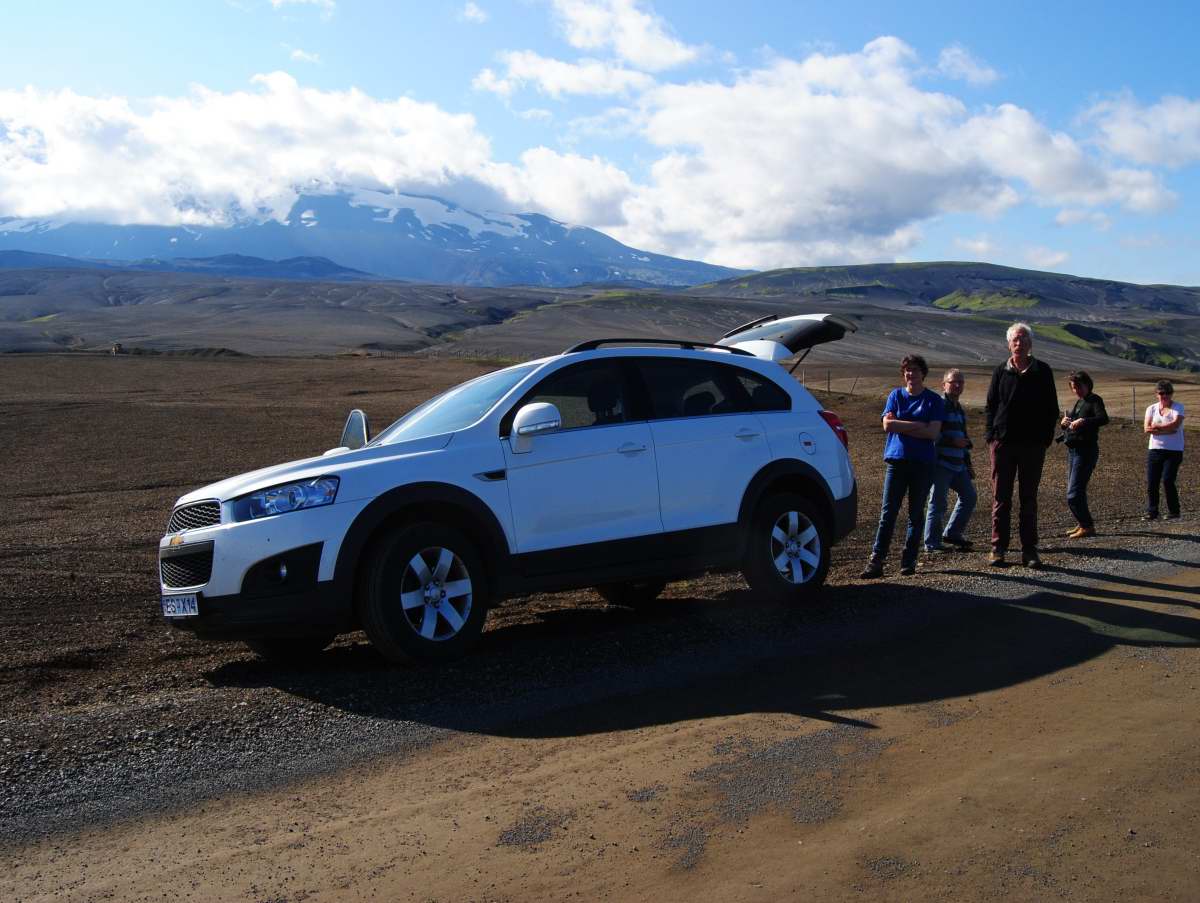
[850,375,859,396]
[827,370,831,393]
[1132,386,1137,421]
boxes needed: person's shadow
[206,577,1200,739]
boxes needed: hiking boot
[943,535,973,551]
[1022,551,1043,569]
[924,545,949,555]
[899,562,917,576]
[1071,527,1096,538]
[1165,512,1181,520]
[1066,526,1084,537]
[1143,513,1158,521]
[988,550,1006,567]
[859,558,884,579]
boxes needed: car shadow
[204,576,1200,740]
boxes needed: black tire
[244,633,335,662]
[742,492,831,604]
[594,579,668,607]
[358,522,490,664]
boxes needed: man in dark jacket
[984,323,1059,568]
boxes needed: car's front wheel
[742,492,830,604]
[359,522,490,664]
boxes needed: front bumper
[161,542,349,639]
[165,581,346,640]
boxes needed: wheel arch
[737,459,837,554]
[332,482,512,623]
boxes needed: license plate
[161,593,199,618]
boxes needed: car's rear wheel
[359,522,489,664]
[742,492,830,604]
[244,633,336,662]
[594,579,668,607]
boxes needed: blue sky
[2,0,1198,284]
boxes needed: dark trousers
[990,440,1046,553]
[1066,444,1099,529]
[871,458,935,568]
[1146,449,1183,516]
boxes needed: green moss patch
[933,290,1040,311]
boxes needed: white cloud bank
[937,45,999,85]
[474,51,653,98]
[550,0,700,71]
[1086,93,1200,168]
[459,2,488,24]
[0,38,1176,269]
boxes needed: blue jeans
[1066,444,1099,529]
[871,459,935,568]
[1146,448,1183,516]
[924,465,977,549]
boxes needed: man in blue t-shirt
[861,354,945,578]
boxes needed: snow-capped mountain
[0,188,743,287]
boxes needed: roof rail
[720,314,778,340]
[563,338,754,356]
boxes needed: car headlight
[232,476,339,521]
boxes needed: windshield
[370,363,539,446]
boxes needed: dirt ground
[1,353,1198,900]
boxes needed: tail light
[819,410,849,449]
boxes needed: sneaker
[1022,552,1043,569]
[943,535,974,551]
[899,563,917,576]
[989,550,1006,567]
[859,559,884,579]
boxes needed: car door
[634,357,772,533]
[501,358,662,557]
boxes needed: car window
[510,360,630,432]
[734,368,792,412]
[370,362,538,445]
[636,359,751,419]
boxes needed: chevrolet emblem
[169,534,185,546]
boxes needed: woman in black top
[1059,370,1109,538]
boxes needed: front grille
[167,501,221,533]
[160,547,214,588]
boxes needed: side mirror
[510,402,561,454]
[339,409,370,451]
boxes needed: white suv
[158,314,858,663]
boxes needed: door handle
[617,442,648,454]
[735,428,761,440]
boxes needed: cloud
[270,0,335,11]
[937,45,999,85]
[1054,208,1111,230]
[1025,246,1069,270]
[0,74,499,226]
[603,38,1166,268]
[492,147,634,225]
[1085,93,1200,168]
[459,2,488,24]
[473,51,653,98]
[549,0,700,71]
[289,48,321,64]
[954,235,995,256]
